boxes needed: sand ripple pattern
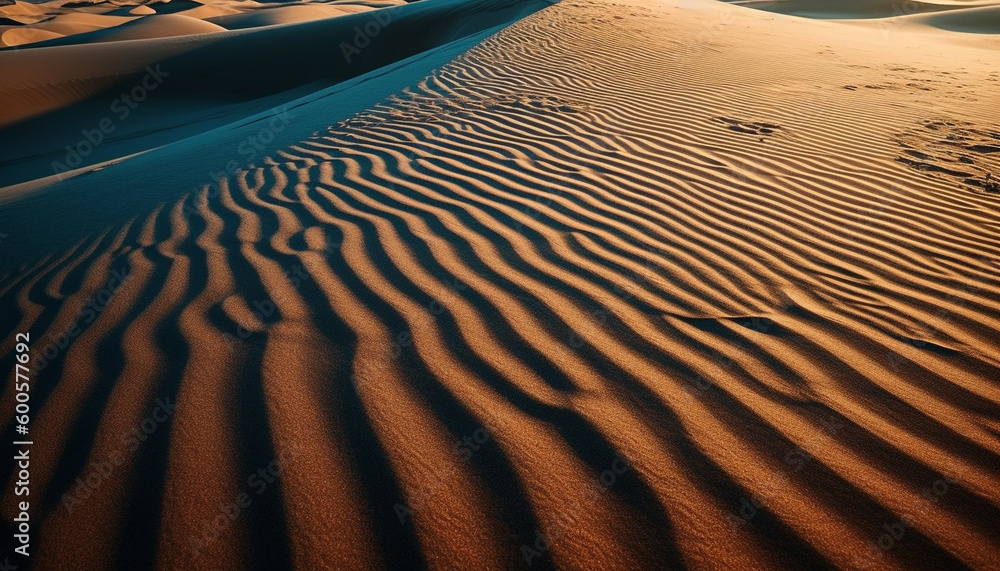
[2,1,1000,569]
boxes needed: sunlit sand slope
[1,0,999,569]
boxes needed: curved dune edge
[730,0,1000,23]
[70,13,230,43]
[1,0,1000,569]
[1,26,64,46]
[907,4,1000,32]
[204,3,404,29]
[0,0,553,187]
[0,0,408,47]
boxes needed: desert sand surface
[1,0,1000,568]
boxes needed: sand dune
[734,0,1000,36]
[1,0,1000,568]
[1,12,136,45]
[0,0,550,185]
[909,4,1000,32]
[0,0,52,25]
[37,13,229,44]
[0,0,401,48]
[205,3,404,29]
[1,26,64,45]
[732,0,991,18]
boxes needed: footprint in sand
[893,118,1000,193]
[715,116,782,141]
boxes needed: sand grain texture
[1,0,999,569]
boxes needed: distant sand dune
[731,0,992,18]
[1,26,64,45]
[733,0,1000,34]
[1,0,1000,569]
[0,0,402,48]
[0,0,550,185]
[910,4,1000,32]
[205,3,402,29]
[53,13,228,43]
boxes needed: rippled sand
[1,0,999,568]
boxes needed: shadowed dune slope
[910,4,1000,32]
[204,2,404,29]
[20,13,229,46]
[0,0,552,187]
[1,0,1000,569]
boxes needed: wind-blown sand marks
[38,204,195,569]
[470,23,995,198]
[332,103,996,406]
[155,187,270,570]
[294,183,566,569]
[358,127,769,300]
[364,91,996,340]
[2,0,1000,568]
[298,3,1000,568]
[316,128,772,317]
[219,167,391,569]
[219,166,417,570]
[206,161,503,568]
[329,228,606,566]
[6,228,138,476]
[290,97,992,571]
[0,241,109,430]
[3,230,124,347]
[272,142,696,567]
[1,205,172,566]
[217,159,516,560]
